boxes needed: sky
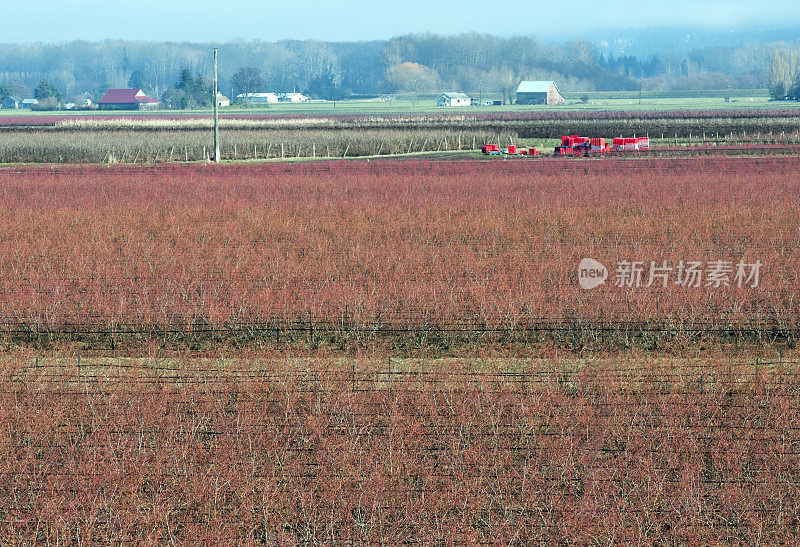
[3,0,800,43]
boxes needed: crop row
[0,128,497,163]
[1,359,798,543]
[3,109,800,127]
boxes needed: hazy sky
[4,0,800,43]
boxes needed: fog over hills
[1,24,799,101]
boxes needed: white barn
[515,81,565,105]
[279,93,309,103]
[237,92,280,104]
[436,92,471,107]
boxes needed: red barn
[98,89,160,111]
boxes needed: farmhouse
[436,92,471,107]
[21,98,38,109]
[216,93,230,107]
[98,89,160,110]
[1,96,22,109]
[515,81,565,105]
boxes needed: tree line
[770,47,800,100]
[0,33,797,107]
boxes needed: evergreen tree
[128,70,148,91]
[176,69,195,92]
[33,79,61,101]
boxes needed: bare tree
[231,66,265,100]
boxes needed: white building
[515,81,565,105]
[279,93,309,103]
[235,92,309,104]
[237,92,280,104]
[436,92,471,107]
[216,93,230,107]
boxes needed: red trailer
[611,137,650,155]
[555,135,609,157]
[555,135,650,157]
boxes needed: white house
[436,92,471,107]
[216,93,230,107]
[237,92,279,104]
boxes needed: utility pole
[213,48,220,163]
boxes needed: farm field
[0,90,795,118]
[0,156,798,349]
[2,352,800,543]
[2,109,800,163]
[1,153,799,543]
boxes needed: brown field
[1,151,798,543]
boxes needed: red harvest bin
[507,145,517,154]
